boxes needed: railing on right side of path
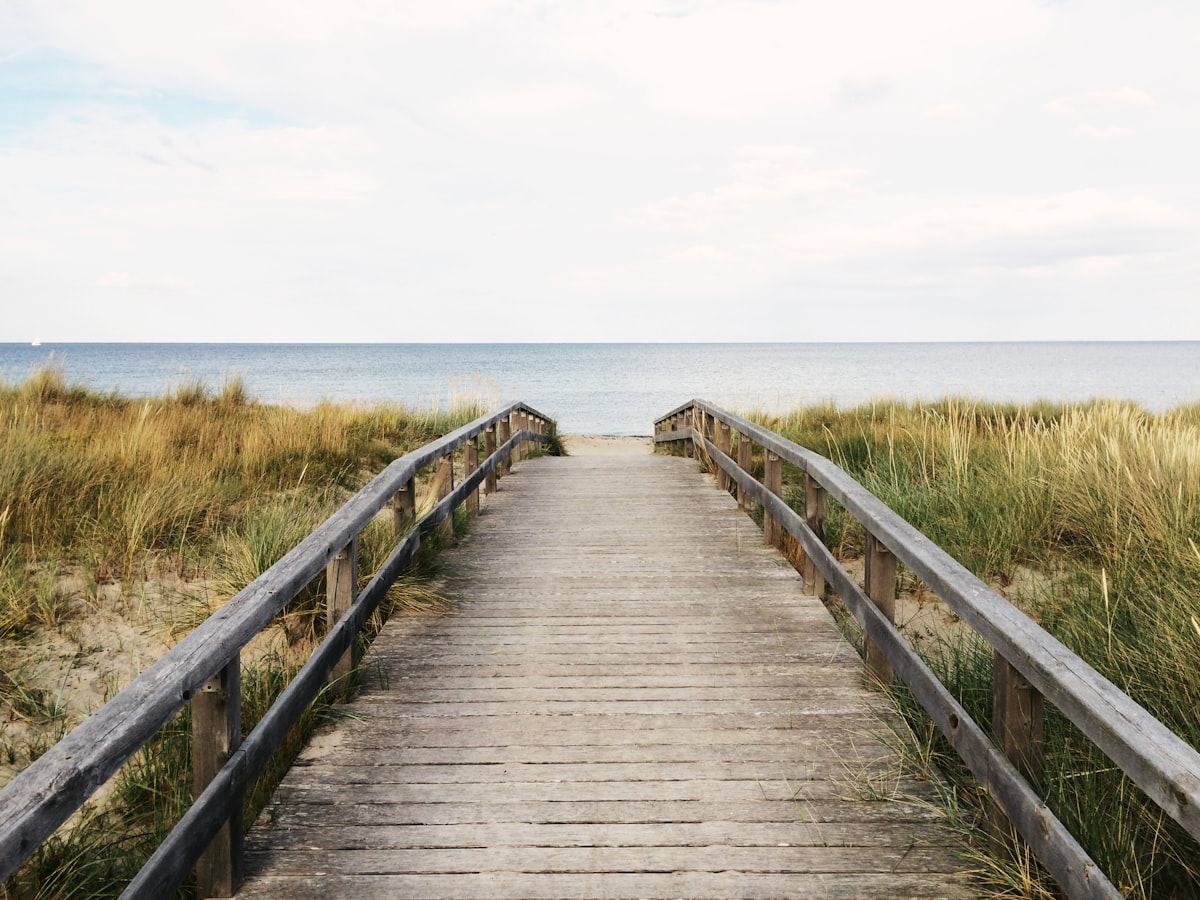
[654,399,1200,900]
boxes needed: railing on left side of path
[0,403,552,899]
[654,399,1200,900]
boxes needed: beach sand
[561,434,653,456]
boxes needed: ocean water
[2,342,1198,435]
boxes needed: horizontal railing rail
[655,399,1200,900]
[0,402,551,898]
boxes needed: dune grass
[0,365,495,898]
[751,397,1200,898]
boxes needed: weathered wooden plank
[293,740,895,766]
[242,844,964,876]
[263,778,885,804]
[281,758,898,785]
[315,720,885,743]
[248,819,958,850]
[236,872,973,900]
[259,797,948,828]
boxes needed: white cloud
[1073,124,1135,141]
[95,271,192,293]
[2,1,1199,342]
[920,101,971,121]
[450,83,612,120]
[623,146,864,231]
[1046,87,1157,117]
[549,0,1049,118]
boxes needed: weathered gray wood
[484,426,497,494]
[244,844,963,875]
[804,472,827,597]
[240,451,974,899]
[191,657,242,900]
[433,457,453,541]
[466,438,480,515]
[499,416,512,475]
[716,421,731,492]
[391,476,415,536]
[864,532,896,687]
[511,411,524,464]
[994,650,1045,786]
[326,539,358,693]
[262,797,948,827]
[237,872,973,900]
[763,450,782,548]
[249,819,953,850]
[737,431,753,512]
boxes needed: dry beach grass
[0,365,491,896]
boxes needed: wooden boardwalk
[238,446,976,899]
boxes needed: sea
[2,342,1198,436]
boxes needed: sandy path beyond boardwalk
[561,435,653,457]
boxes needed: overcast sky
[1,1,1197,342]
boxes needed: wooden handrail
[0,402,550,896]
[655,399,1200,900]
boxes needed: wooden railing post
[716,422,731,493]
[763,451,782,548]
[391,476,415,536]
[434,456,454,540]
[864,532,896,687]
[326,538,358,693]
[485,425,498,493]
[512,411,525,464]
[499,416,512,476]
[804,474,827,598]
[994,652,1045,785]
[737,433,754,512]
[192,656,242,899]
[683,408,694,458]
[466,437,479,515]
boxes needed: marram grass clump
[754,397,1200,898]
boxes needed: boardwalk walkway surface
[238,443,976,899]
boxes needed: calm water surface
[1,342,1197,435]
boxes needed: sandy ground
[562,434,654,456]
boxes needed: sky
[1,1,1198,343]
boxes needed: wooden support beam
[466,438,480,516]
[763,452,782,548]
[326,539,358,694]
[804,474,827,599]
[484,426,498,494]
[993,651,1045,786]
[716,422,731,493]
[391,476,415,537]
[434,457,454,541]
[512,412,524,464]
[192,656,242,900]
[864,532,896,687]
[683,409,694,458]
[737,433,754,512]
[499,417,512,476]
